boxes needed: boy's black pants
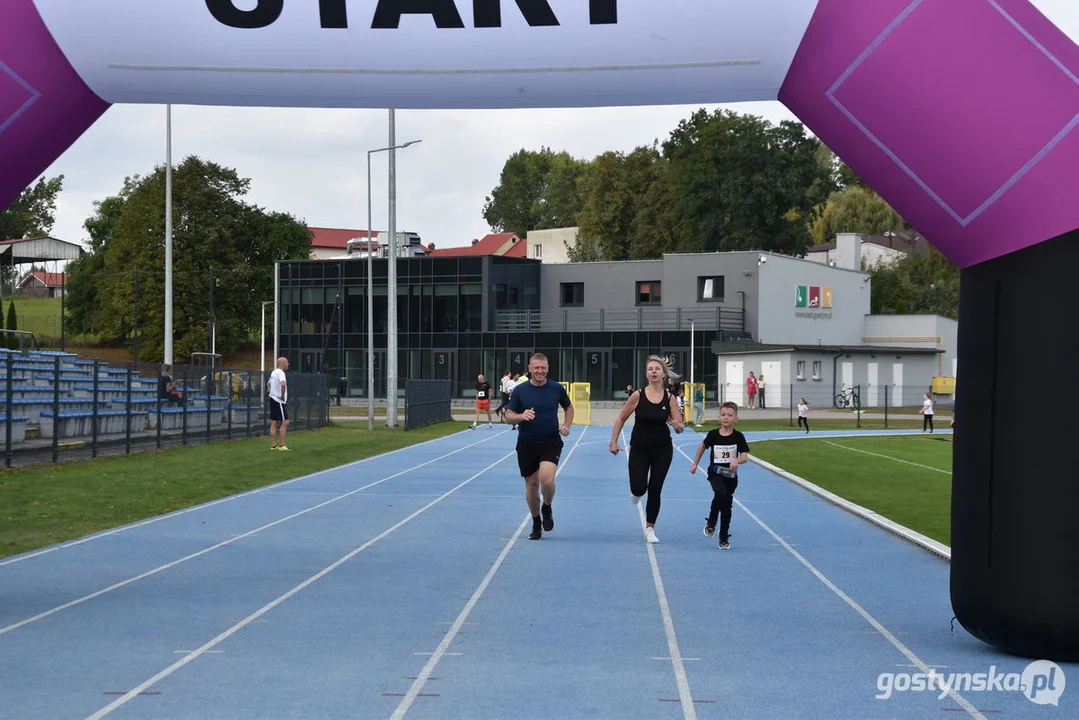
[707,472,739,540]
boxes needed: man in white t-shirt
[268,356,290,451]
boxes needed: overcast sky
[41,1,1078,252]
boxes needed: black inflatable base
[951,228,1079,662]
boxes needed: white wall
[526,227,577,264]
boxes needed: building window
[636,281,662,306]
[534,244,543,258]
[697,275,724,302]
[812,360,822,380]
[560,282,584,307]
[796,360,806,380]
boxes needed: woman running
[610,356,685,543]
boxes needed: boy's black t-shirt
[703,428,750,473]
[476,381,492,400]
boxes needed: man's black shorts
[270,399,289,422]
[516,435,563,478]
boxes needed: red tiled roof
[308,227,378,249]
[21,271,68,287]
[502,239,527,258]
[428,233,521,257]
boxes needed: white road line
[0,427,485,568]
[623,429,697,720]
[390,427,588,720]
[672,444,981,720]
[821,440,951,474]
[1,433,504,637]
[85,450,516,720]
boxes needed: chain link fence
[0,350,328,468]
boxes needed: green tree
[69,157,310,360]
[663,110,826,256]
[575,146,667,261]
[482,148,588,236]
[0,175,64,240]
[809,186,906,246]
[869,246,959,318]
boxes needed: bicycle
[834,387,860,410]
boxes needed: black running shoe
[703,518,715,538]
[541,504,554,532]
[718,535,731,550]
[528,517,543,540]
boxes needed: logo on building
[795,285,833,309]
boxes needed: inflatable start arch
[2,0,1078,660]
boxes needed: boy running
[472,374,493,429]
[690,401,749,550]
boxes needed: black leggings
[923,414,934,431]
[707,473,739,539]
[628,442,673,525]
[798,416,809,431]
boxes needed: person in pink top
[746,371,757,410]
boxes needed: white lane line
[624,430,697,720]
[390,427,588,720]
[821,440,951,475]
[672,444,982,719]
[85,450,516,720]
[1,433,505,637]
[0,427,487,568]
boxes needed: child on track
[690,401,749,550]
[797,398,810,434]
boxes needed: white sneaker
[645,527,660,544]
[631,493,642,505]
[487,424,493,429]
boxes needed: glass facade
[278,256,719,400]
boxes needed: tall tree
[663,110,826,256]
[809,186,906,246]
[68,157,310,360]
[869,246,960,318]
[0,175,64,240]
[574,146,666,261]
[482,148,588,236]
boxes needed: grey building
[276,238,956,408]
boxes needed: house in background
[806,232,929,269]
[308,227,380,260]
[427,232,524,258]
[17,270,68,298]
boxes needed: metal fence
[713,382,950,429]
[494,306,747,335]
[405,379,452,430]
[0,351,328,468]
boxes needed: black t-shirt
[630,388,673,448]
[158,374,173,397]
[703,429,750,473]
[476,382,492,400]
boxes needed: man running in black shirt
[505,353,574,540]
[471,374,493,430]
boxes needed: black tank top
[631,387,673,448]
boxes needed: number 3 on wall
[438,354,446,365]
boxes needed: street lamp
[260,300,274,410]
[367,138,421,431]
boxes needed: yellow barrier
[682,382,706,425]
[932,376,956,395]
[570,382,591,425]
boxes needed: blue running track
[0,426,1073,719]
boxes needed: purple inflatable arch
[2,0,1078,660]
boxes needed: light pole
[367,138,421,430]
[260,300,274,410]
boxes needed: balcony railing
[494,306,748,337]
